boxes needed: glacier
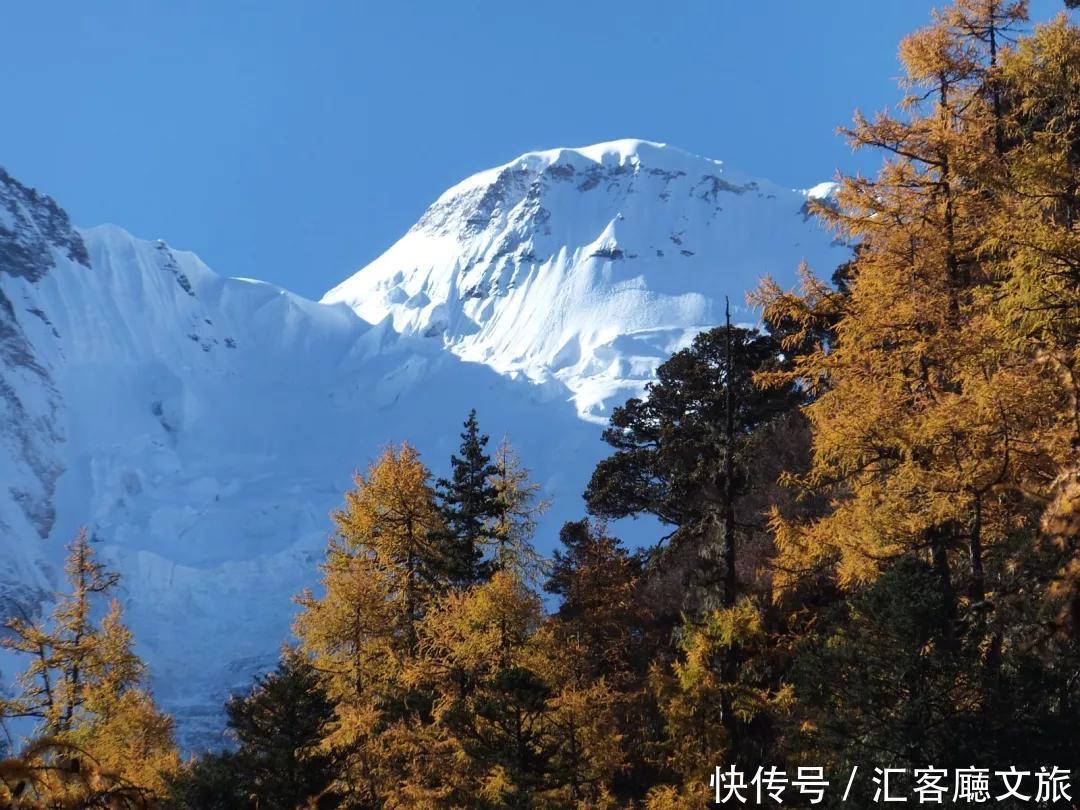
[0,141,846,748]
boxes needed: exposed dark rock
[0,285,63,539]
[0,166,88,282]
[693,174,756,203]
[591,246,625,260]
[545,163,575,180]
[154,241,196,296]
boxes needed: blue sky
[1,1,1071,298]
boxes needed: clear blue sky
[1,1,1071,299]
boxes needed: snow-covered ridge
[323,139,844,419]
[0,142,847,748]
[0,192,607,750]
[430,139,723,199]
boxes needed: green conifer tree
[167,650,335,810]
[585,325,802,614]
[436,409,501,587]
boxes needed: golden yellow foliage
[0,737,155,809]
[753,1,1070,629]
[1,534,177,802]
[651,600,793,795]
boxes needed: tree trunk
[968,494,986,620]
[930,525,959,651]
[722,297,737,609]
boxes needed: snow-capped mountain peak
[323,140,844,418]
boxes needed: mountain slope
[0,217,603,747]
[0,142,846,748]
[324,139,843,417]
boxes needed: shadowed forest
[3,0,1080,806]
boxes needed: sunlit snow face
[323,140,845,420]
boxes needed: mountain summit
[0,144,846,747]
[324,139,843,417]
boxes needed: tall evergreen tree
[585,323,807,797]
[585,324,802,613]
[437,409,501,587]
[227,651,336,809]
[167,651,336,810]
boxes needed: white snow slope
[325,139,841,419]
[0,141,845,749]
